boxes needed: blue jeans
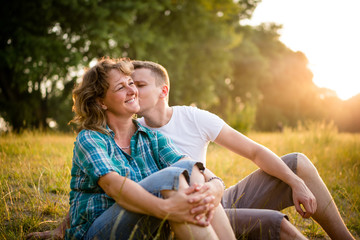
[85,160,204,240]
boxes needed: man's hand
[292,179,317,218]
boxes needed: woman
[66,57,235,240]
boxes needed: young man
[27,60,355,240]
[131,60,354,240]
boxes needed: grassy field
[0,126,359,239]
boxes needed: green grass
[0,127,359,239]
[0,131,74,239]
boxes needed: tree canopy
[0,0,359,132]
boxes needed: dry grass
[207,123,360,239]
[0,125,359,239]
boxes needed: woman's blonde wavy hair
[70,57,133,134]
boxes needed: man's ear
[159,85,169,99]
[96,98,107,110]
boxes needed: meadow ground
[0,125,359,239]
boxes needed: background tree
[0,0,359,133]
[334,94,360,132]
[0,0,260,132]
[217,23,335,132]
[0,0,133,131]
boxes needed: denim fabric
[84,159,203,240]
[67,121,187,239]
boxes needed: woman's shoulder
[77,128,102,137]
[76,129,110,145]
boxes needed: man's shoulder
[173,105,216,118]
[173,105,225,132]
[173,105,202,115]
[173,105,197,111]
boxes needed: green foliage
[223,96,257,133]
[0,0,261,132]
[334,94,360,132]
[125,0,246,108]
[241,24,320,130]
[1,0,359,133]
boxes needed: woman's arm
[98,171,211,226]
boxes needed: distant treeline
[0,0,359,132]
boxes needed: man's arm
[214,124,317,218]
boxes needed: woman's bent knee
[161,173,189,198]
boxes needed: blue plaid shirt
[65,121,185,239]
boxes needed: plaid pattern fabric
[66,121,185,239]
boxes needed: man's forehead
[133,69,155,82]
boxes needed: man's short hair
[132,60,170,87]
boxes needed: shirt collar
[104,125,114,138]
[133,119,148,133]
[105,119,148,138]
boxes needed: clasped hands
[173,182,220,227]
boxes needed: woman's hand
[163,184,215,226]
[185,179,223,220]
[26,227,64,240]
[26,213,69,240]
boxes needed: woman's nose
[127,85,136,94]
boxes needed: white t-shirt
[138,106,225,165]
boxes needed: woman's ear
[96,98,107,110]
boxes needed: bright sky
[242,0,360,100]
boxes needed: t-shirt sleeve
[156,131,187,168]
[192,107,226,142]
[73,130,118,184]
